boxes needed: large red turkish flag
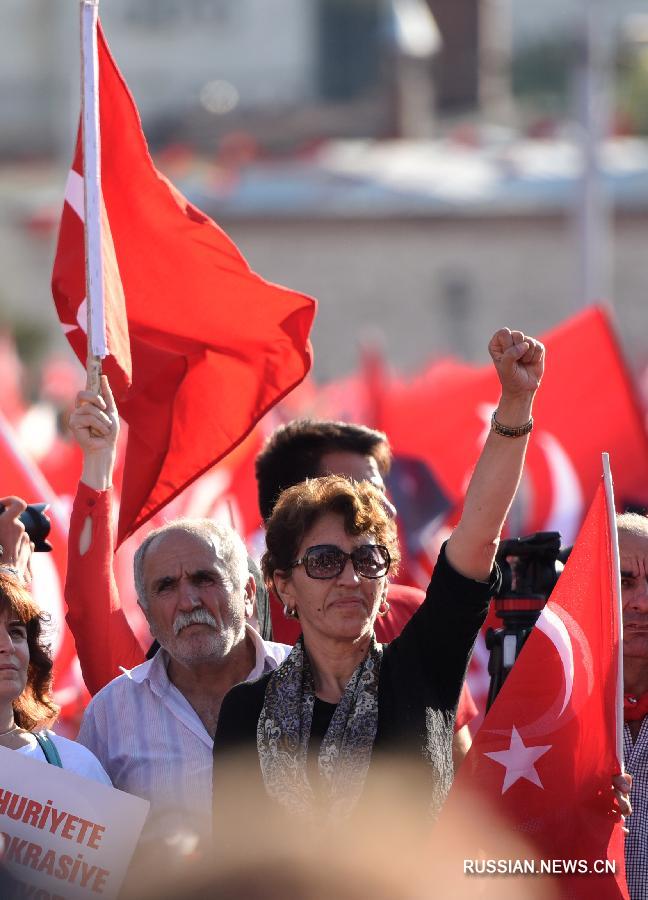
[51,22,316,545]
[443,481,628,897]
[380,307,648,581]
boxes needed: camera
[0,502,52,552]
[485,532,570,709]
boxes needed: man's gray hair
[133,518,249,609]
[617,512,648,537]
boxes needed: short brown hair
[262,475,399,584]
[0,573,59,730]
[255,419,392,522]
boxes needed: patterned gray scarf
[257,636,383,820]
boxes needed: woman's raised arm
[446,328,545,582]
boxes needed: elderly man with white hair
[74,384,289,856]
[78,514,288,852]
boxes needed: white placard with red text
[0,746,149,899]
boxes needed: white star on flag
[484,725,552,794]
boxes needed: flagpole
[602,452,625,773]
[80,0,106,394]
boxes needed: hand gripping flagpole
[80,0,107,394]
[602,452,626,775]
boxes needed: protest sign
[0,746,149,899]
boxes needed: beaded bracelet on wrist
[491,410,533,438]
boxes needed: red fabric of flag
[381,307,648,550]
[51,23,316,545]
[443,481,628,897]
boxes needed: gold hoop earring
[377,596,390,617]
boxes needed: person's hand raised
[69,376,119,455]
[488,328,545,399]
[68,376,119,491]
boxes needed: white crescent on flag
[536,432,584,546]
[535,603,575,718]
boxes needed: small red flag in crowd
[444,480,628,898]
[51,22,316,545]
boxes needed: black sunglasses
[291,544,391,580]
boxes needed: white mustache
[173,608,218,636]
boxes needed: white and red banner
[0,746,148,899]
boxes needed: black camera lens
[0,502,53,553]
[19,503,52,552]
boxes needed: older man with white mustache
[77,516,289,856]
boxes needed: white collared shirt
[77,626,289,849]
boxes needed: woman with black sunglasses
[213,328,545,825]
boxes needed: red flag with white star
[51,21,316,546]
[444,480,628,897]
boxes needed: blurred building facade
[3,0,647,158]
[1,0,647,383]
[2,0,409,158]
